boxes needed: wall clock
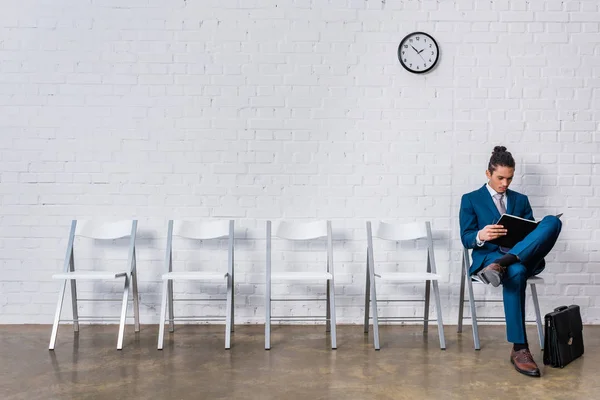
[398,32,439,74]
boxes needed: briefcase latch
[568,337,573,345]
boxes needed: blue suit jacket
[459,185,543,275]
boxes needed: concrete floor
[0,324,597,400]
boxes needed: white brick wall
[1,0,599,325]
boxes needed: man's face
[485,166,514,194]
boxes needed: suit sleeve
[459,194,479,249]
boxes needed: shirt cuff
[476,232,485,247]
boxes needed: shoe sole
[510,356,541,377]
[478,269,502,287]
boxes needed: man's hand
[477,225,507,241]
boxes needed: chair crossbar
[76,298,135,302]
[271,317,329,322]
[172,298,228,302]
[165,316,226,321]
[59,316,136,322]
[270,298,324,302]
[373,299,427,302]
[462,299,504,303]
[374,317,440,322]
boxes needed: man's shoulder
[507,188,529,200]
[461,186,484,200]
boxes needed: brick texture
[1,0,599,325]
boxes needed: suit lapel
[505,189,516,215]
[478,185,501,222]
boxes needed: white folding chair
[49,220,140,351]
[457,248,544,350]
[265,220,336,350]
[157,220,235,350]
[364,221,446,350]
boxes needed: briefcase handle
[554,306,568,312]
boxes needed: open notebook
[487,213,563,248]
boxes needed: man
[459,146,562,377]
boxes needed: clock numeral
[424,64,427,67]
[424,38,427,42]
[417,66,420,69]
[409,38,413,42]
[404,58,407,62]
[402,51,405,54]
[404,45,408,48]
[430,44,432,48]
[429,59,432,62]
[409,63,412,67]
[416,36,420,41]
[431,51,434,55]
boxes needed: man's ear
[485,169,492,180]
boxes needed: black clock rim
[398,31,439,74]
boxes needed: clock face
[398,32,439,74]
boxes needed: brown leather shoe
[510,349,541,377]
[476,263,506,287]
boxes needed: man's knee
[504,263,527,286]
[542,215,562,235]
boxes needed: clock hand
[418,48,425,54]
[411,45,419,53]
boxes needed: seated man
[459,146,562,377]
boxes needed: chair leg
[132,269,140,333]
[157,279,169,350]
[328,278,337,350]
[117,275,130,350]
[364,261,370,334]
[530,283,544,350]
[225,274,233,350]
[49,280,68,350]
[168,280,175,333]
[432,280,446,350]
[466,269,480,350]
[70,279,79,332]
[423,280,431,334]
[370,275,380,350]
[326,282,331,333]
[265,275,271,350]
[230,272,235,333]
[457,263,466,333]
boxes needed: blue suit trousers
[482,215,562,343]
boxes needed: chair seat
[471,275,545,284]
[377,272,441,282]
[526,276,544,284]
[52,271,128,280]
[162,271,228,281]
[271,272,333,281]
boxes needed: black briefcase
[543,305,584,368]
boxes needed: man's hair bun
[488,145,514,173]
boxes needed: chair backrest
[370,221,428,242]
[266,220,333,274]
[75,220,136,240]
[367,220,437,274]
[165,220,234,274]
[172,220,232,240]
[63,220,137,273]
[271,220,329,240]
